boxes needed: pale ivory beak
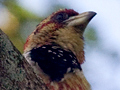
[64,11,96,30]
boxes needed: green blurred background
[0,0,42,52]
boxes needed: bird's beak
[64,11,96,30]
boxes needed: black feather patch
[30,45,82,81]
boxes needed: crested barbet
[23,9,96,90]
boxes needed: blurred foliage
[0,0,97,53]
[3,0,40,22]
[0,0,42,53]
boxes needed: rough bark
[0,29,48,90]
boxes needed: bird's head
[24,9,96,64]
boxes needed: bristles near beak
[64,11,96,30]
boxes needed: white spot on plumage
[72,60,78,65]
[63,59,67,61]
[53,52,57,54]
[58,50,63,53]
[48,50,52,52]
[23,51,35,66]
[57,55,61,57]
[42,46,46,48]
[69,54,73,58]
[67,67,71,73]
[59,53,63,56]
[74,57,76,59]
[51,46,58,49]
[52,57,55,59]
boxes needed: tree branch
[0,29,48,90]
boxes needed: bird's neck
[54,27,85,64]
[24,27,85,64]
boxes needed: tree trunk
[0,29,48,90]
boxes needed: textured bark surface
[0,29,48,90]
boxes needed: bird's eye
[54,13,69,23]
[56,14,64,21]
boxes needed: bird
[23,9,96,90]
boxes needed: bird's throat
[54,27,85,64]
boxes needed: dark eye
[55,13,69,22]
[56,14,64,20]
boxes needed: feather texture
[23,9,96,90]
